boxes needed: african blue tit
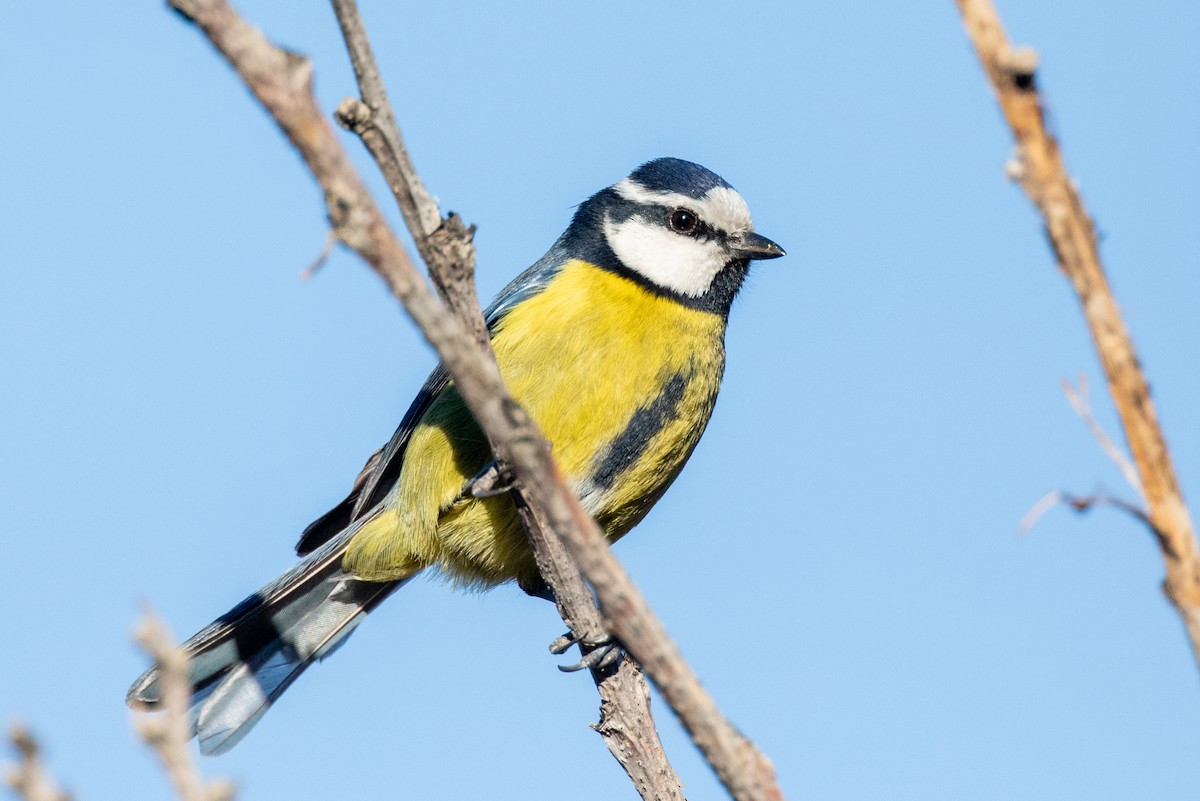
[127,157,785,755]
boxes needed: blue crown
[628,158,733,200]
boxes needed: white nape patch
[614,178,754,235]
[603,214,728,297]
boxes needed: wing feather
[294,244,569,555]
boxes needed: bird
[127,157,785,755]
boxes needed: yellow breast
[344,260,728,587]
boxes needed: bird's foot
[551,629,625,673]
[462,460,516,499]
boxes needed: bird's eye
[669,208,698,234]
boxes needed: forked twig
[1020,490,1151,536]
[1061,375,1143,501]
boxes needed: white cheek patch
[613,179,754,235]
[603,215,728,297]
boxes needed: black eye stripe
[610,198,727,241]
[685,216,720,241]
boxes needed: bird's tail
[126,510,414,755]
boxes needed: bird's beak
[731,232,786,260]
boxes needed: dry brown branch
[954,0,1200,665]
[166,1,783,798]
[133,612,235,801]
[5,725,71,801]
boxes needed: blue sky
[2,2,1198,799]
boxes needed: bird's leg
[518,573,556,602]
[462,440,552,500]
[461,459,516,499]
[489,456,623,672]
[519,576,626,672]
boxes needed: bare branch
[133,611,235,801]
[167,1,783,798]
[5,725,71,801]
[955,0,1200,665]
[327,9,442,242]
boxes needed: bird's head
[564,158,785,313]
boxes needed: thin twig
[1060,375,1144,501]
[1020,489,1152,536]
[133,611,235,801]
[327,1,684,796]
[5,725,71,801]
[955,0,1200,666]
[166,1,783,798]
[1019,490,1065,536]
[300,229,338,281]
[1061,493,1154,529]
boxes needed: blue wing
[481,237,568,322]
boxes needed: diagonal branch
[165,1,784,798]
[954,0,1200,667]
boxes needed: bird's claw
[550,630,625,672]
[462,460,516,499]
[558,641,623,673]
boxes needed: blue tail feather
[126,510,413,754]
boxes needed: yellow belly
[343,260,727,587]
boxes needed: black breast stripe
[590,370,691,491]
